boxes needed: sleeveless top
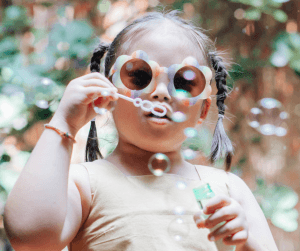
[69,159,233,251]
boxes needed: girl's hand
[193,194,249,246]
[54,72,118,135]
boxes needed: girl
[4,9,278,251]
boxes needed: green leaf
[273,9,288,23]
[272,0,290,2]
[276,186,299,210]
[0,167,19,193]
[271,209,298,232]
[0,37,19,56]
[289,33,300,49]
[289,57,300,72]
[97,0,111,14]
[245,8,261,20]
[1,67,14,82]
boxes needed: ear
[198,97,212,124]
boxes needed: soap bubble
[34,77,60,107]
[176,180,187,190]
[247,107,262,128]
[173,206,185,215]
[171,111,187,123]
[168,217,190,241]
[148,153,171,176]
[173,90,191,107]
[182,149,197,160]
[247,98,288,136]
[184,128,198,138]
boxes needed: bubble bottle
[193,183,236,251]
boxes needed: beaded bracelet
[44,124,77,143]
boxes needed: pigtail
[209,51,233,171]
[85,42,111,162]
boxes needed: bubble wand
[93,91,167,117]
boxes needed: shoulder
[226,172,253,206]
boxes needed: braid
[209,51,233,171]
[85,42,111,162]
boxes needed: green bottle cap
[193,183,215,201]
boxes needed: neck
[106,139,188,176]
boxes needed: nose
[150,71,171,102]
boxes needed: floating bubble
[126,62,133,71]
[34,77,60,107]
[247,108,263,128]
[275,122,288,136]
[171,111,187,123]
[167,217,190,241]
[148,153,171,176]
[259,124,276,135]
[173,89,192,101]
[173,206,185,215]
[247,98,289,136]
[182,148,197,160]
[184,128,198,138]
[176,180,187,190]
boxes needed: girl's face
[112,30,210,153]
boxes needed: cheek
[176,100,202,125]
[112,99,142,133]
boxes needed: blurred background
[0,0,299,250]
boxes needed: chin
[137,136,183,153]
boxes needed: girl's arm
[3,115,84,251]
[4,72,116,250]
[227,173,279,251]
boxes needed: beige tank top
[69,159,233,251]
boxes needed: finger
[208,218,244,242]
[203,205,238,229]
[193,210,205,228]
[82,79,117,91]
[223,230,248,246]
[83,86,119,101]
[203,195,232,215]
[80,72,114,87]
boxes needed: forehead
[126,29,206,67]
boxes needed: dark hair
[86,9,234,171]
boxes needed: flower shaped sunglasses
[96,50,213,117]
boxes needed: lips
[144,106,172,120]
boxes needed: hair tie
[91,117,96,122]
[218,114,224,119]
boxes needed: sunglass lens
[120,58,152,90]
[174,66,206,97]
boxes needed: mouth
[146,113,171,120]
[143,103,173,125]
